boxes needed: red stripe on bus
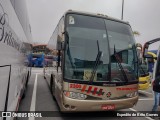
[87,86,92,93]
[98,89,103,96]
[81,85,87,92]
[93,87,98,95]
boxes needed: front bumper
[60,95,138,112]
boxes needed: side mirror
[136,49,142,65]
[143,43,149,58]
[57,34,65,50]
[57,35,63,50]
[57,40,64,50]
[143,49,149,58]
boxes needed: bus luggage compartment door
[0,66,10,111]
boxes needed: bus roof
[64,10,130,25]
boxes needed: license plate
[101,104,115,110]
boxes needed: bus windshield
[64,14,138,82]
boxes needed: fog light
[71,106,76,110]
[64,104,70,109]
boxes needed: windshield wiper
[89,40,102,83]
[113,45,128,82]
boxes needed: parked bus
[0,0,32,116]
[44,10,139,111]
[143,38,160,92]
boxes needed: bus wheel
[50,74,55,97]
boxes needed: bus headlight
[126,92,138,98]
[64,91,87,100]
